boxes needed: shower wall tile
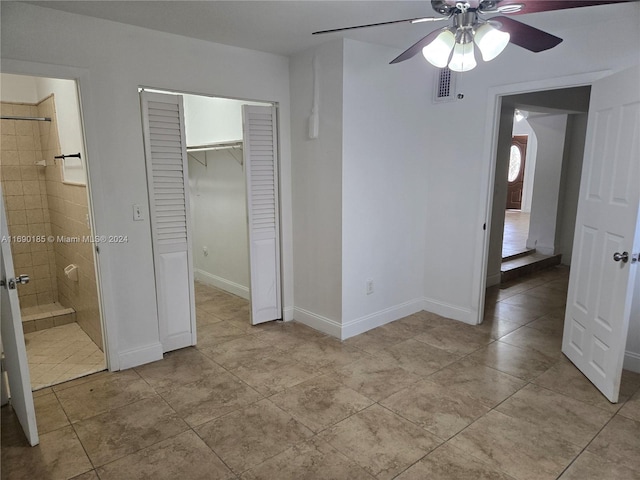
[1,101,58,308]
[37,96,103,351]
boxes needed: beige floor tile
[286,337,371,370]
[414,324,493,355]
[33,392,70,434]
[619,390,640,422]
[198,335,275,369]
[95,431,234,480]
[427,358,526,408]
[469,341,558,381]
[134,347,226,391]
[73,395,188,466]
[381,378,490,439]
[229,352,323,396]
[525,312,565,336]
[533,359,626,413]
[499,326,563,359]
[24,322,105,390]
[331,355,422,402]
[70,471,100,480]
[559,451,640,480]
[474,316,523,340]
[344,324,414,354]
[495,383,613,447]
[55,369,157,422]
[255,321,327,348]
[240,437,376,480]
[376,339,460,376]
[320,404,442,480]
[195,398,313,474]
[160,370,262,427]
[195,320,248,347]
[484,302,544,325]
[449,410,582,480]
[586,415,640,472]
[395,443,517,480]
[1,424,93,480]
[269,375,373,433]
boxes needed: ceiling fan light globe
[448,41,477,72]
[421,29,455,68]
[474,23,510,61]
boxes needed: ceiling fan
[313,0,637,72]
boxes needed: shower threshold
[21,302,76,333]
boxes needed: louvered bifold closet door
[242,105,282,324]
[141,91,196,352]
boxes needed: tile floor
[503,210,530,258]
[3,273,640,480]
[25,322,106,390]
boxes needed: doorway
[0,73,106,390]
[487,87,591,288]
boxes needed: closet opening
[139,88,282,353]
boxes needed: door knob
[613,252,629,263]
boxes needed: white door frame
[1,59,117,370]
[474,70,613,324]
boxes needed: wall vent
[433,67,457,103]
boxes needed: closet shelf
[186,140,243,152]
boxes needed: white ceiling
[23,1,627,57]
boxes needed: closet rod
[186,140,243,153]
[1,115,51,122]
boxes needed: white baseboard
[422,297,476,325]
[624,350,640,374]
[282,306,294,322]
[118,342,163,370]
[292,307,342,338]
[194,269,250,300]
[341,298,425,340]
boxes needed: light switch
[133,204,144,221]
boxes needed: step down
[502,248,536,263]
[501,253,562,283]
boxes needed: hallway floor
[3,271,640,480]
[503,210,531,258]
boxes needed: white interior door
[242,105,282,325]
[141,91,196,352]
[0,192,39,446]
[562,65,640,402]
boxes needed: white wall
[0,73,39,103]
[556,113,587,265]
[341,39,429,337]
[1,2,292,369]
[189,149,250,299]
[34,77,86,184]
[183,95,269,146]
[289,39,344,335]
[512,117,537,213]
[526,114,568,255]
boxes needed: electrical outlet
[366,279,374,295]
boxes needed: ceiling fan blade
[313,16,445,35]
[483,0,637,15]
[389,29,443,64]
[493,16,563,52]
